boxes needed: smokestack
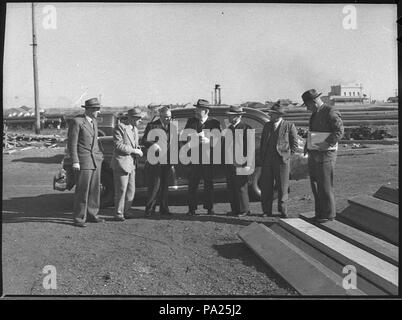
[211,91,214,105]
[215,84,221,105]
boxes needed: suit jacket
[184,117,221,165]
[67,114,104,170]
[260,119,298,164]
[222,121,252,167]
[307,104,344,162]
[111,121,140,173]
[141,119,176,165]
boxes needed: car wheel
[100,165,114,208]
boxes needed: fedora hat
[81,97,101,109]
[193,99,211,109]
[265,101,286,116]
[127,107,146,118]
[226,105,245,115]
[301,89,322,102]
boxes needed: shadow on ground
[212,241,296,294]
[2,193,276,228]
[11,154,64,164]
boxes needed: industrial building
[321,83,370,106]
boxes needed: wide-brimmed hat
[81,97,101,109]
[193,99,211,109]
[127,107,146,118]
[265,102,286,116]
[301,89,322,103]
[226,105,245,115]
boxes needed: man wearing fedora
[301,89,344,222]
[141,105,175,216]
[184,99,221,215]
[224,105,252,217]
[68,97,105,227]
[260,101,298,218]
[111,107,145,221]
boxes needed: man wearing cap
[141,105,175,216]
[301,89,344,222]
[110,107,145,221]
[184,99,221,215]
[68,97,105,227]
[224,105,252,217]
[260,101,298,218]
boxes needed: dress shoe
[114,215,125,222]
[124,213,135,219]
[73,221,87,228]
[145,210,153,217]
[238,211,250,217]
[87,217,105,223]
[262,212,273,217]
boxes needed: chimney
[215,84,221,105]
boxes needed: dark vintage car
[53,107,309,207]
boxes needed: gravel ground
[2,145,398,295]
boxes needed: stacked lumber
[3,132,65,154]
[239,185,399,295]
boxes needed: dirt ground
[2,145,398,296]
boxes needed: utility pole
[31,3,41,134]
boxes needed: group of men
[68,88,343,227]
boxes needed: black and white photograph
[1,1,399,302]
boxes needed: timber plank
[373,186,399,205]
[348,195,398,219]
[338,204,399,245]
[278,218,398,295]
[299,212,398,266]
[269,223,388,295]
[238,222,365,295]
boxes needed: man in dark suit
[68,98,104,227]
[224,105,252,217]
[111,107,145,221]
[301,89,344,222]
[141,106,174,216]
[260,102,299,218]
[184,99,221,215]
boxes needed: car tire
[100,165,114,208]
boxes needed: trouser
[145,164,171,213]
[225,165,250,214]
[73,167,101,223]
[260,156,290,215]
[308,156,336,219]
[113,167,136,217]
[188,164,214,211]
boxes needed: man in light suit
[260,102,299,218]
[111,107,145,221]
[68,98,104,227]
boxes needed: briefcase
[307,131,338,151]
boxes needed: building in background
[321,83,370,106]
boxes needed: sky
[2,3,398,109]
